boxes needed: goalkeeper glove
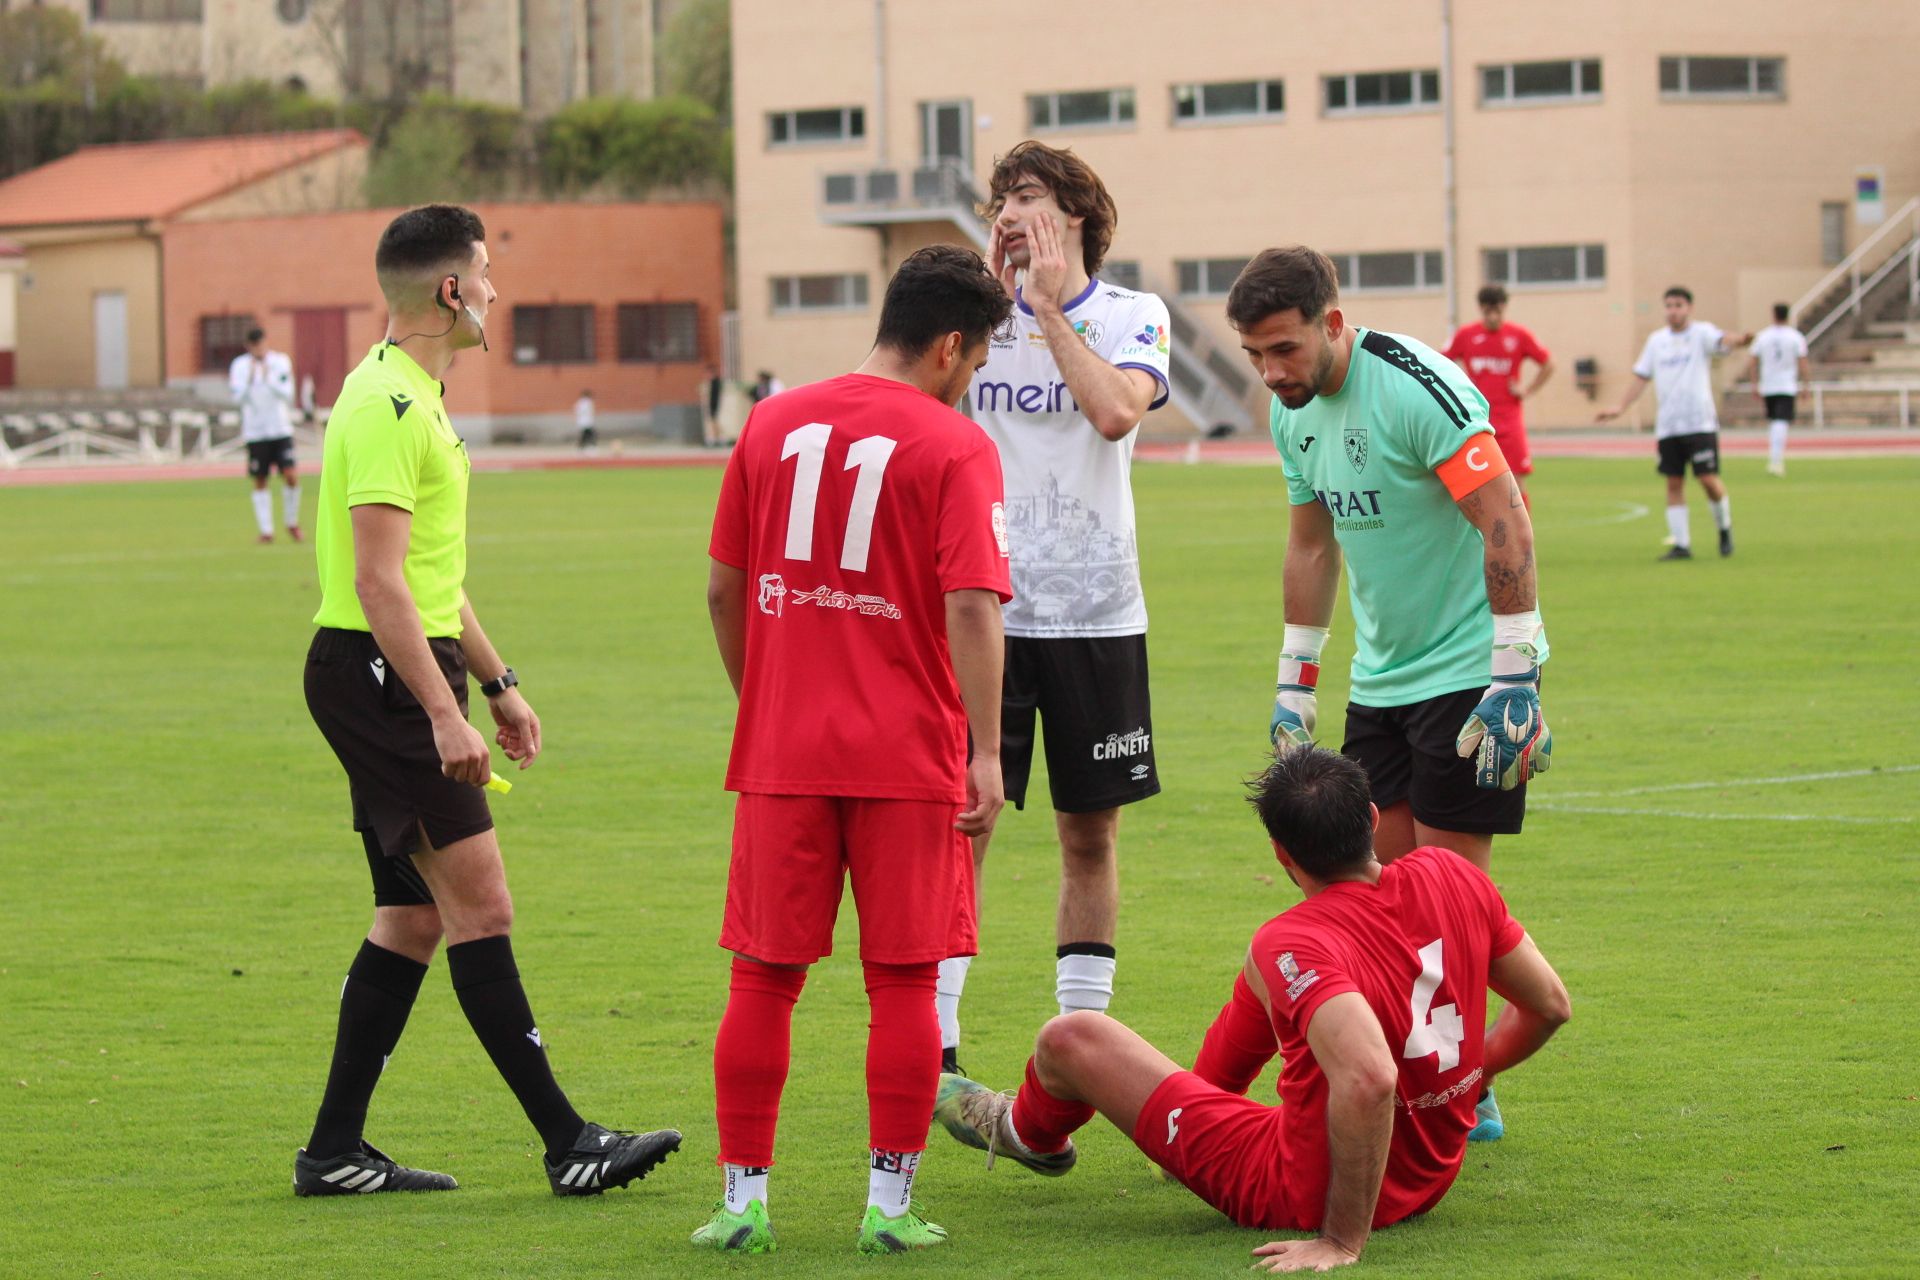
[1270,625,1329,747]
[1455,612,1552,791]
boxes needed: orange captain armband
[1436,434,1512,500]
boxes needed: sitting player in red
[935,746,1571,1273]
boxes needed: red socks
[862,960,940,1154]
[1010,1055,1094,1154]
[714,956,806,1167]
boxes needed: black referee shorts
[305,628,493,898]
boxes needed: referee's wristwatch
[479,667,519,698]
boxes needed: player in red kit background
[935,748,1571,1273]
[699,246,1016,1256]
[1444,285,1554,501]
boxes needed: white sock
[1665,504,1690,549]
[251,489,273,536]
[1710,496,1732,531]
[935,956,971,1051]
[1768,421,1788,467]
[867,1148,920,1217]
[283,483,301,528]
[1056,951,1117,1015]
[723,1162,768,1214]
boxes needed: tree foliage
[657,0,730,123]
[541,95,727,195]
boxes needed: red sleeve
[1192,972,1278,1096]
[1521,326,1552,366]
[936,438,1013,602]
[1484,877,1525,958]
[1441,326,1468,360]
[1258,927,1358,1038]
[707,427,751,569]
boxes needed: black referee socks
[306,940,428,1160]
[446,934,587,1161]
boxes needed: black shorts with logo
[1656,432,1721,477]
[1342,685,1526,836]
[1001,634,1159,814]
[246,437,296,479]
[1763,394,1797,424]
[304,627,493,901]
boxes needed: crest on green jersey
[1344,425,1369,473]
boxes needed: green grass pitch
[4,455,1916,1278]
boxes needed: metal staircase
[1791,197,1920,354]
[818,160,1258,434]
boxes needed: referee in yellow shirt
[295,204,680,1197]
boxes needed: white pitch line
[1597,501,1650,525]
[1551,764,1920,800]
[1533,803,1911,826]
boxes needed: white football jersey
[1751,324,1809,396]
[229,350,295,442]
[969,278,1172,638]
[1632,322,1728,438]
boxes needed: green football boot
[855,1200,948,1255]
[690,1199,776,1254]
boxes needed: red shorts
[1132,1070,1309,1232]
[719,793,978,965]
[1490,417,1532,476]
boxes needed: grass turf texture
[4,456,1916,1279]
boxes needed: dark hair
[1477,284,1509,309]
[1773,302,1790,322]
[1664,285,1693,304]
[375,204,486,280]
[983,140,1117,276]
[1226,246,1340,330]
[245,326,266,344]
[874,245,1014,356]
[1246,747,1375,878]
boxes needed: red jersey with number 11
[709,374,1012,802]
[1256,846,1525,1227]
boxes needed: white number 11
[781,423,897,572]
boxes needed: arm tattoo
[1491,518,1508,549]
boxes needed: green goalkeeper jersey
[1269,327,1547,708]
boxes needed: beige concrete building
[732,1,1920,433]
[47,0,660,115]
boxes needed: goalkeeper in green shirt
[1228,246,1553,1143]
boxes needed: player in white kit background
[1597,287,1750,561]
[1743,303,1810,477]
[230,326,301,543]
[938,141,1173,1075]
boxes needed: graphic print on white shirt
[969,278,1172,638]
[1632,322,1729,438]
[1751,324,1809,396]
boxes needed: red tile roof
[0,129,366,230]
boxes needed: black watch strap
[479,667,518,698]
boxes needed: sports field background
[4,456,1917,1278]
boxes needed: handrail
[1790,195,1920,329]
[1804,237,1920,348]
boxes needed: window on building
[1173,78,1284,124]
[1482,243,1607,287]
[1659,56,1785,99]
[1481,59,1601,105]
[1323,69,1441,115]
[199,314,256,373]
[1103,259,1142,291]
[1175,258,1251,300]
[1028,88,1135,131]
[767,107,865,147]
[92,0,202,18]
[512,305,596,364]
[1328,251,1446,293]
[616,302,700,363]
[771,274,869,315]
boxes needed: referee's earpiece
[443,275,462,309]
